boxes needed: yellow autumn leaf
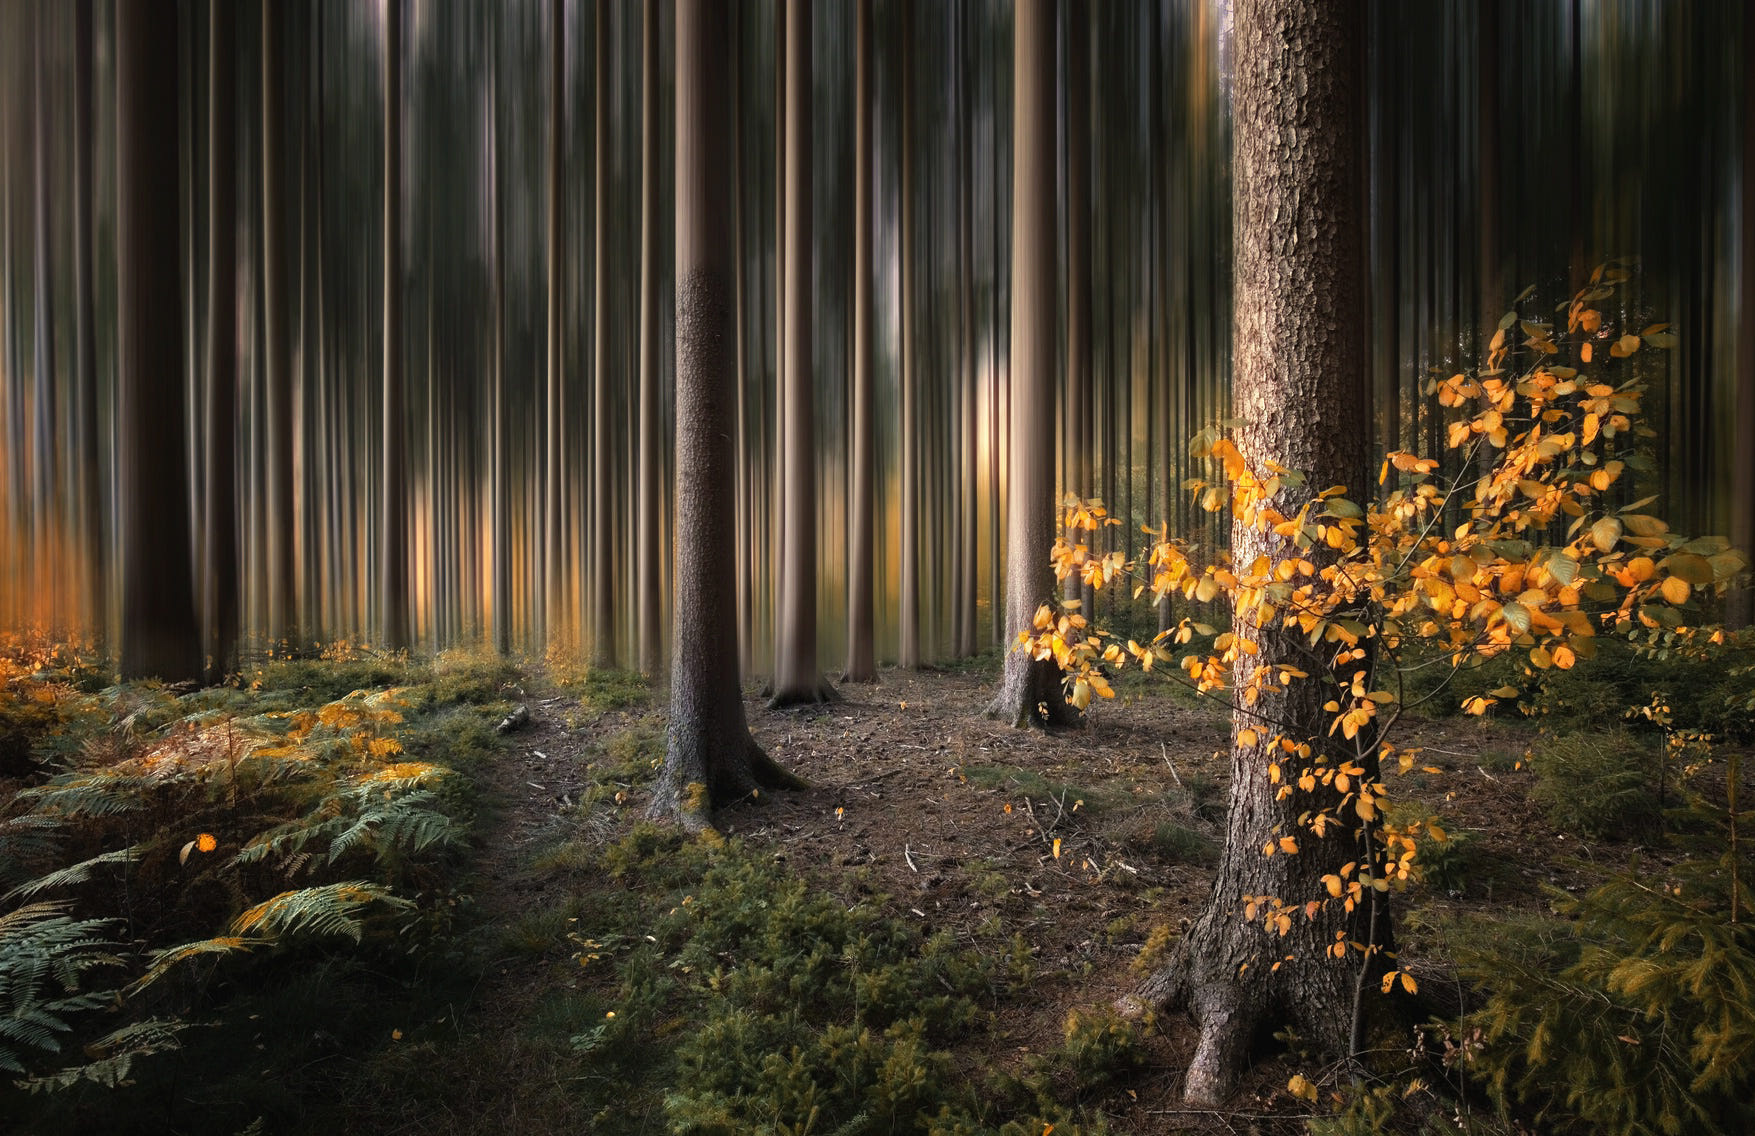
[1238,728,1258,747]
[1660,575,1691,605]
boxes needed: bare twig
[1161,742,1184,787]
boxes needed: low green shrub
[567,831,1108,1136]
[1454,847,1755,1136]
[1528,729,1659,840]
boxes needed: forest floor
[391,656,1601,1136]
[8,642,1741,1135]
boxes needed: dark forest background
[1,0,1749,674]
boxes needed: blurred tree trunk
[262,0,297,649]
[590,0,616,668]
[545,0,567,648]
[637,0,663,677]
[1131,0,1387,1104]
[654,0,803,832]
[490,17,510,656]
[954,1,978,662]
[1732,44,1755,628]
[843,0,876,683]
[204,0,240,682]
[381,0,408,653]
[73,0,103,637]
[897,0,919,669]
[770,0,837,707]
[31,5,57,626]
[987,0,1069,728]
[118,0,199,683]
[1063,0,1092,616]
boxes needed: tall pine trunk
[769,0,837,708]
[636,0,663,676]
[589,0,616,668]
[896,0,919,670]
[381,0,408,653]
[987,0,1070,728]
[1131,0,1385,1104]
[843,0,876,683]
[204,0,240,682]
[654,0,803,833]
[262,0,297,649]
[117,0,199,682]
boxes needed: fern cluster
[1,666,469,1099]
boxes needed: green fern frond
[236,780,453,871]
[0,903,121,1076]
[16,1016,187,1094]
[130,936,264,993]
[0,816,66,889]
[13,770,150,819]
[2,846,143,904]
[228,882,411,944]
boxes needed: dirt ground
[459,660,1581,1133]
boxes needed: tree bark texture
[655,0,804,833]
[844,0,877,683]
[987,0,1071,729]
[1132,0,1383,1105]
[770,0,837,708]
[117,0,199,683]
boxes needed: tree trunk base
[984,656,1079,729]
[1120,906,1398,1105]
[649,730,807,833]
[767,676,842,709]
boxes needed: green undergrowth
[365,821,1134,1135]
[0,642,511,1133]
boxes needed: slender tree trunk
[954,2,978,661]
[770,0,837,708]
[636,0,663,677]
[1477,0,1503,361]
[1131,0,1387,1104]
[73,0,103,639]
[844,0,876,683]
[987,0,1070,728]
[1063,0,1092,618]
[31,5,59,630]
[118,0,199,683]
[1732,40,1755,628]
[897,0,919,669]
[590,0,616,668]
[262,0,297,649]
[655,0,804,833]
[204,0,240,683]
[381,0,408,653]
[545,0,567,649]
[491,23,511,657]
